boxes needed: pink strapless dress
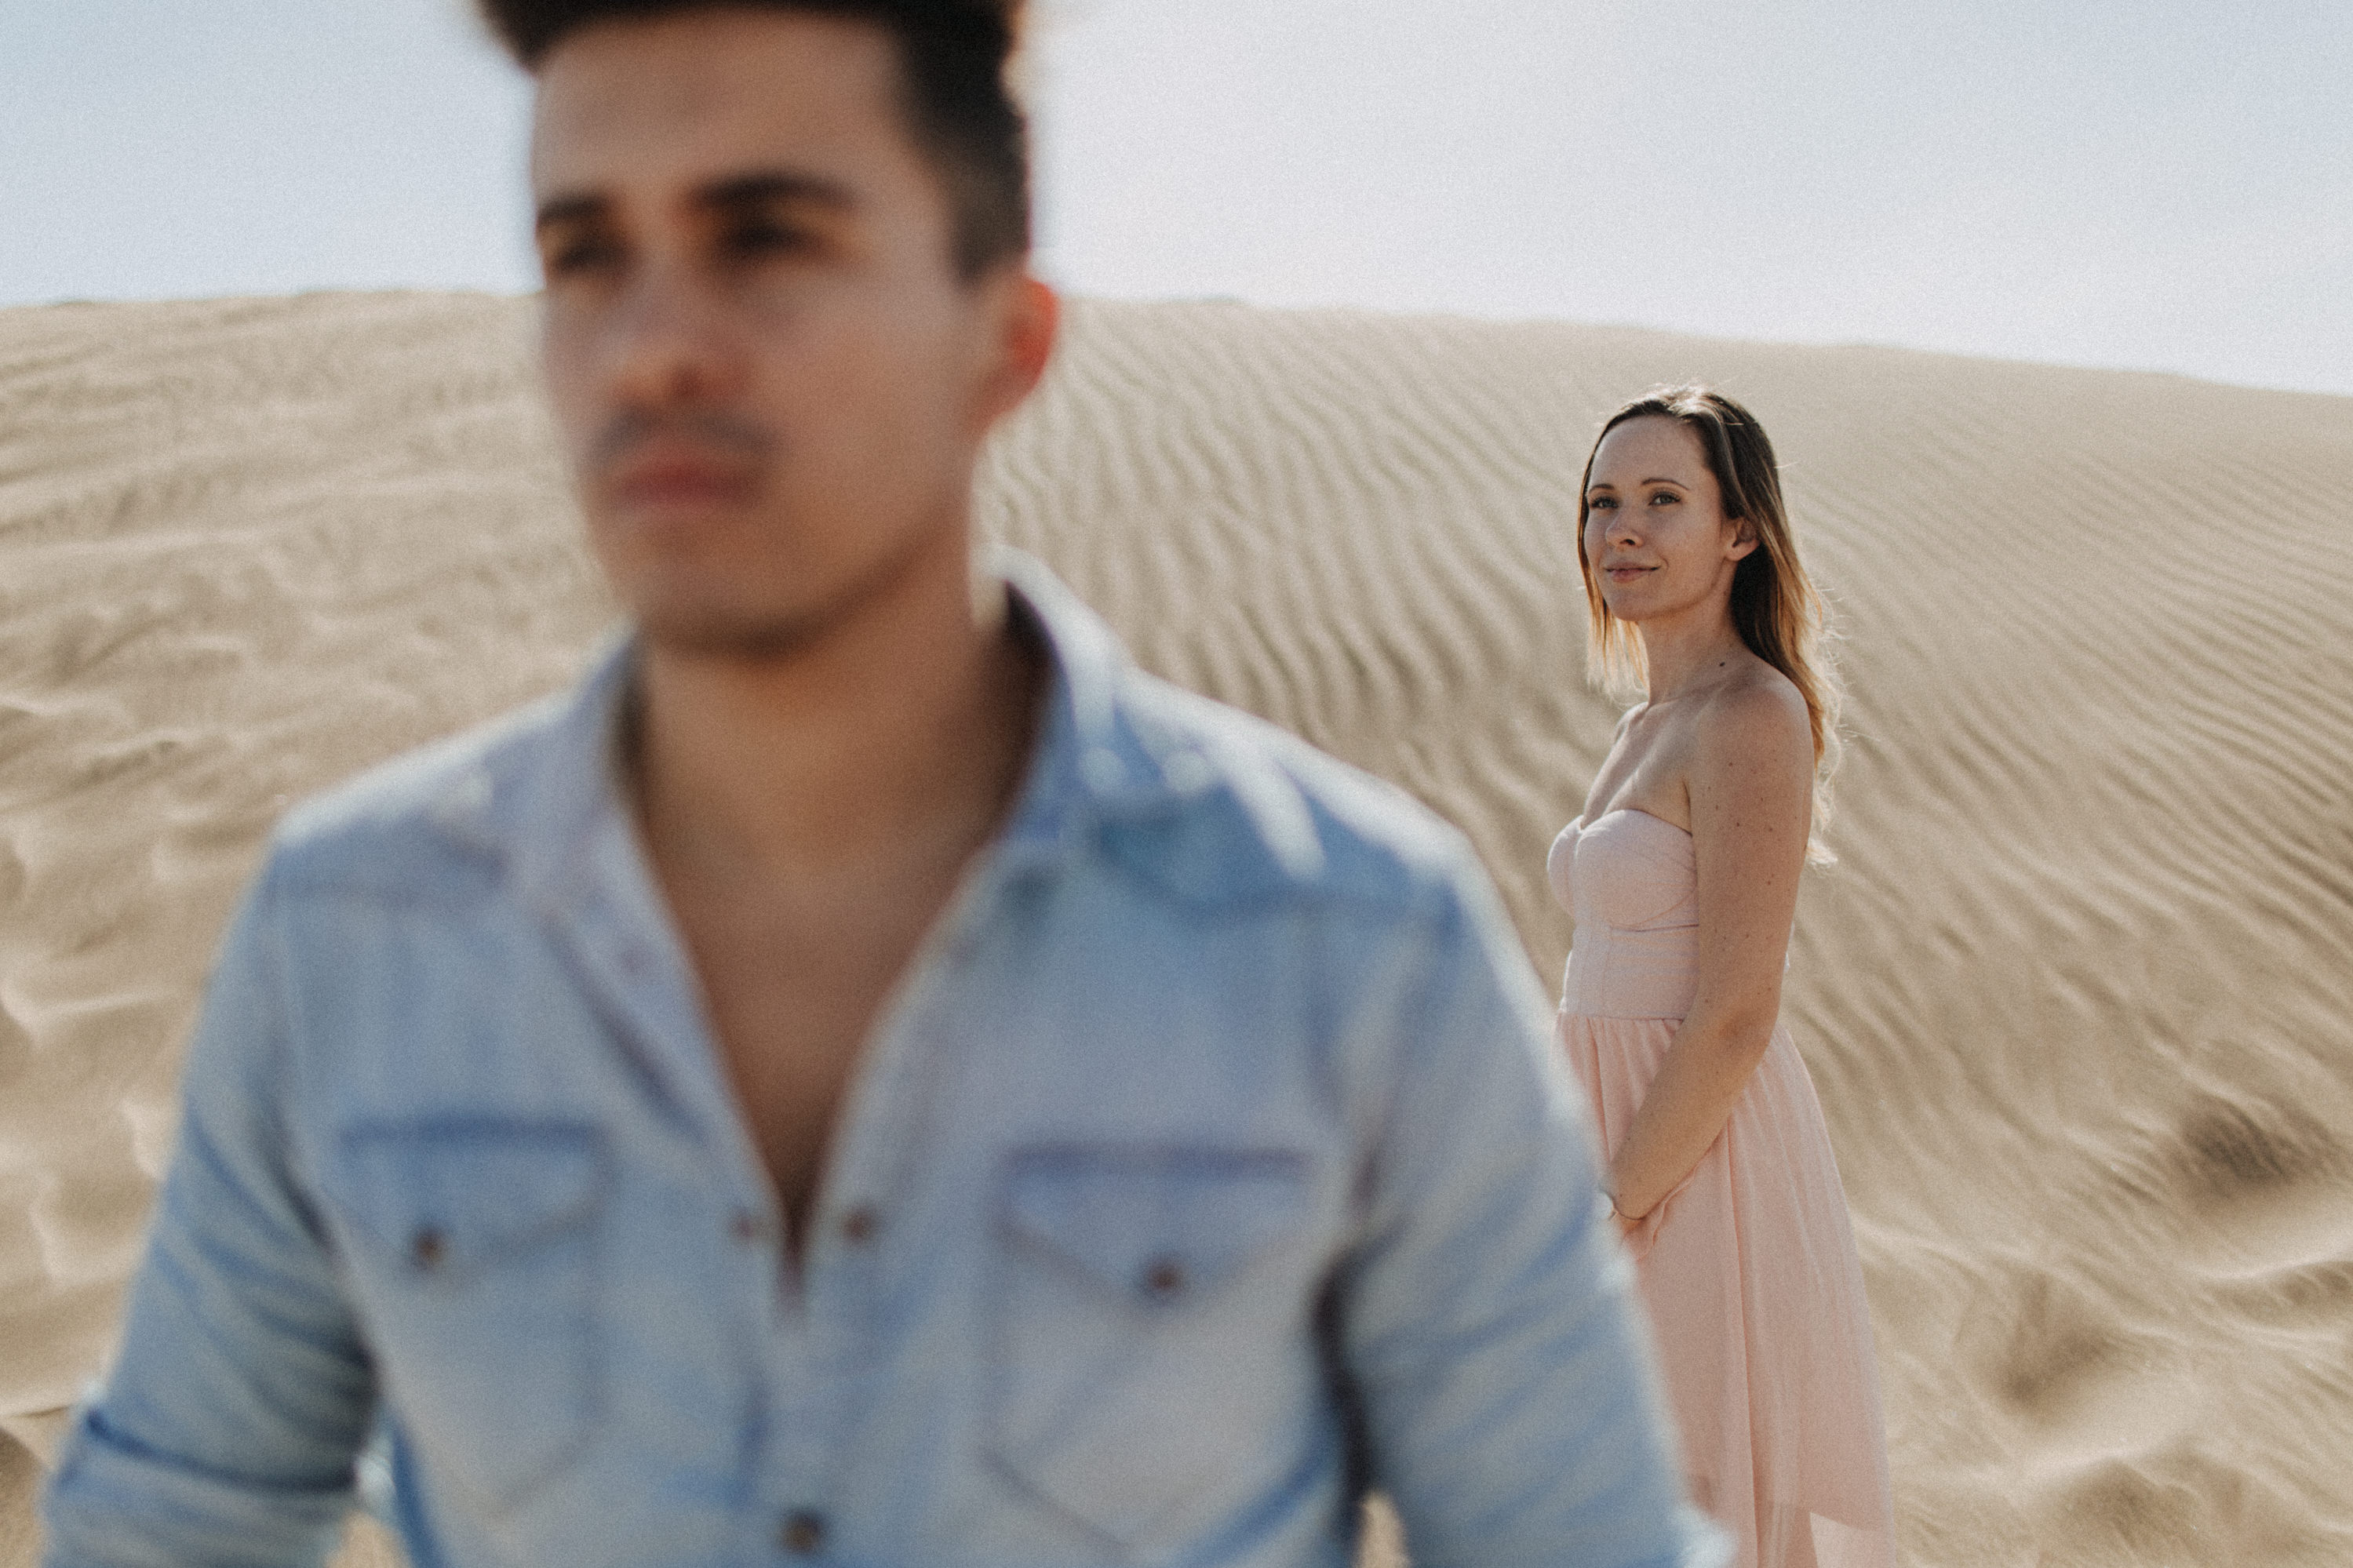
[1550,809,1896,1568]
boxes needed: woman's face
[1582,415,1756,624]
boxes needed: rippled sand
[4,293,2350,1566]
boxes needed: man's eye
[725,222,813,257]
[545,238,622,277]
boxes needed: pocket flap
[1003,1144,1309,1307]
[332,1120,604,1275]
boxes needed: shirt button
[838,1206,879,1245]
[1141,1255,1187,1300]
[779,1508,827,1555]
[730,1210,767,1245]
[409,1227,446,1270]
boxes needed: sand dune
[4,291,2351,1566]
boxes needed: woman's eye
[1588,496,1615,511]
[1648,491,1679,505]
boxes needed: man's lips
[604,447,755,510]
[587,409,775,512]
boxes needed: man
[43,4,1718,1565]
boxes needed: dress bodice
[1549,809,1699,1020]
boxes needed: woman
[1550,387,1896,1567]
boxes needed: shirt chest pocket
[326,1120,606,1515]
[987,1144,1317,1555]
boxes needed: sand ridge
[4,292,2351,1565]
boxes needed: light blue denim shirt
[44,552,1721,1568]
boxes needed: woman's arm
[1604,678,1814,1224]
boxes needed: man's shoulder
[1102,667,1482,920]
[264,684,584,899]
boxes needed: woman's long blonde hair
[1575,384,1843,856]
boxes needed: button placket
[778,1508,826,1555]
[407,1226,447,1271]
[762,858,988,1539]
[1140,1254,1188,1301]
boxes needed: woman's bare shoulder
[1693,660,1812,775]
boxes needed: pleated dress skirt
[1551,810,1896,1568]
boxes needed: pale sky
[3,0,2347,395]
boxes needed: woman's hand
[1602,1181,1644,1239]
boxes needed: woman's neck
[1638,606,1750,706]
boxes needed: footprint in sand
[1980,1275,2191,1468]
[2169,1097,2353,1282]
[2027,1444,2348,1567]
[1976,1285,2301,1563]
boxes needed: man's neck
[628,542,1047,893]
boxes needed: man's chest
[668,881,949,1244]
[279,887,1375,1563]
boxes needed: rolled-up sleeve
[1340,863,1725,1568]
[42,865,373,1568]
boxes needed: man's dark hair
[480,1,1029,278]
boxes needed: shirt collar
[495,547,1213,908]
[988,546,1325,886]
[967,545,1214,874]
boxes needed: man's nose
[603,260,739,407]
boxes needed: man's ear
[972,272,1059,434]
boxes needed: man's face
[530,10,1042,654]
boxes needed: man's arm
[1339,864,1725,1568]
[42,864,376,1568]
